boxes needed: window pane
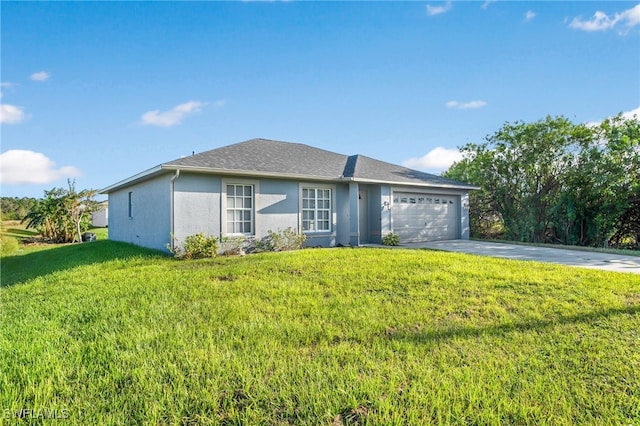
[245,186,252,196]
[301,188,331,233]
[227,185,235,196]
[244,198,252,209]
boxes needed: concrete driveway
[404,240,640,274]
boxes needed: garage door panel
[393,192,458,242]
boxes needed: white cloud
[0,82,17,99]
[481,0,495,10]
[30,71,51,82]
[446,100,487,109]
[0,150,81,184]
[586,106,640,127]
[622,106,640,120]
[426,1,452,16]
[140,101,205,127]
[570,3,640,32]
[0,104,27,124]
[524,10,536,22]
[403,147,463,172]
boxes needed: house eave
[99,165,165,194]
[343,176,480,191]
[161,164,342,183]
[100,164,480,194]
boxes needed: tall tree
[22,180,98,243]
[444,114,639,249]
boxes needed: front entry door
[358,190,368,243]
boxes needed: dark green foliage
[170,233,219,259]
[0,197,39,221]
[218,236,247,256]
[21,180,99,243]
[382,232,400,246]
[445,114,640,249]
[255,227,306,252]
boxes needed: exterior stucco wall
[172,176,344,247]
[335,184,350,246]
[108,172,472,252]
[255,179,299,237]
[173,173,221,244]
[380,185,393,239]
[108,174,171,251]
[460,192,470,240]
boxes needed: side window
[226,184,254,234]
[302,188,332,232]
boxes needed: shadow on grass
[389,305,640,343]
[2,227,39,238]
[1,240,166,288]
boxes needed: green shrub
[0,234,19,256]
[382,232,400,246]
[219,236,247,256]
[169,233,219,259]
[256,227,306,252]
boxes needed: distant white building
[92,201,108,227]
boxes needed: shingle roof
[347,154,472,187]
[164,138,475,189]
[102,138,476,193]
[165,139,348,179]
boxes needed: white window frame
[223,182,256,236]
[301,186,332,233]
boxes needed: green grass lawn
[1,242,639,425]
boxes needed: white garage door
[392,192,459,242]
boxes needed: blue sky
[1,1,639,199]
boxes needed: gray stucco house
[100,138,476,251]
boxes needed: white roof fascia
[341,176,479,191]
[160,164,342,183]
[101,164,479,194]
[99,165,164,194]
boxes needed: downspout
[170,169,181,250]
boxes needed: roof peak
[102,138,477,193]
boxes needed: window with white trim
[302,188,331,232]
[226,184,254,234]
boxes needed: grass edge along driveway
[1,241,639,425]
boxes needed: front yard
[1,242,639,424]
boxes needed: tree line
[444,114,639,249]
[0,197,39,221]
